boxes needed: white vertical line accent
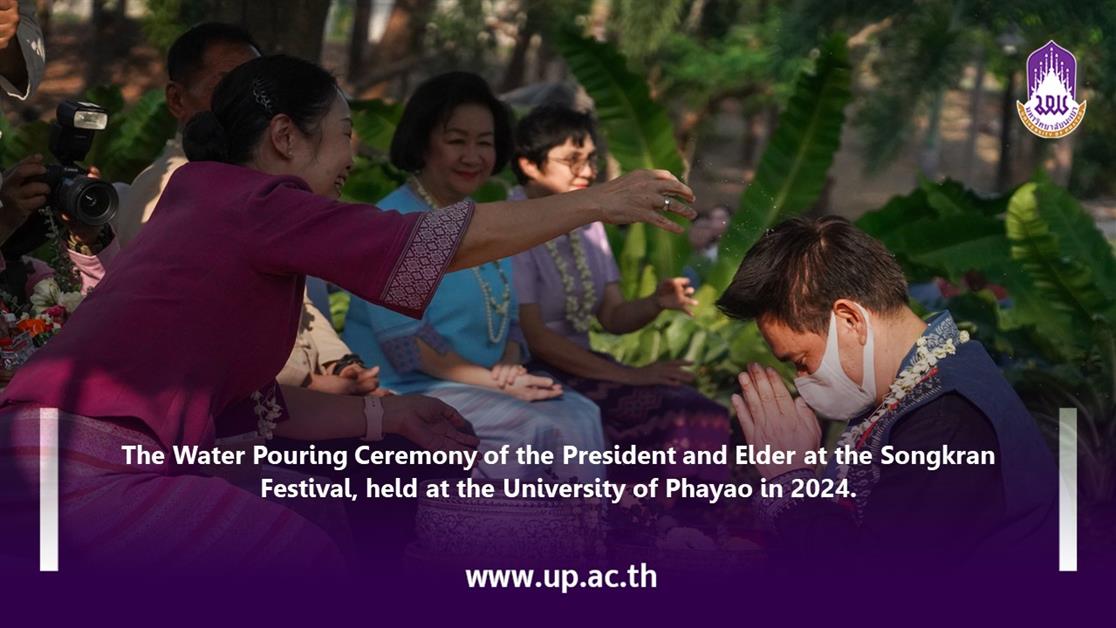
[1058,407,1077,572]
[39,407,59,572]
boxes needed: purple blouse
[512,221,620,348]
[0,162,472,449]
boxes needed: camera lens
[59,177,118,226]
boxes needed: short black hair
[183,55,338,165]
[511,105,597,184]
[167,22,261,85]
[389,71,513,174]
[716,216,909,334]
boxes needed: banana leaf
[708,34,852,291]
[1033,182,1116,304]
[341,155,405,204]
[0,118,50,166]
[878,214,1012,285]
[921,177,1009,218]
[553,29,689,280]
[83,84,126,118]
[88,89,177,182]
[1006,182,1115,333]
[350,99,402,153]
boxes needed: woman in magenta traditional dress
[0,56,695,570]
[510,106,731,484]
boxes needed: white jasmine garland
[545,230,597,333]
[252,387,283,440]
[834,330,970,479]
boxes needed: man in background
[112,21,260,246]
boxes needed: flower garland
[544,230,597,333]
[833,330,970,480]
[252,386,283,440]
[41,208,82,293]
[409,176,511,343]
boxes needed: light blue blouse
[342,184,523,393]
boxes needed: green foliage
[858,178,1013,284]
[552,29,690,292]
[652,25,786,109]
[86,87,178,183]
[707,34,853,290]
[860,175,1116,506]
[330,291,351,333]
[1006,182,1116,330]
[0,86,175,183]
[143,0,212,52]
[0,116,50,166]
[591,285,792,407]
[853,2,972,172]
[553,30,684,176]
[342,99,407,205]
[563,33,851,405]
[612,0,688,61]
[350,100,403,153]
[425,0,496,66]
[341,154,406,205]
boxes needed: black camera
[33,100,119,226]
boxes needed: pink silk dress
[0,161,474,570]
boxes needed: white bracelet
[361,396,384,442]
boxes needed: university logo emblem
[1017,40,1086,138]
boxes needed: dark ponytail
[183,54,339,165]
[182,111,230,162]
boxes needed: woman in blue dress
[343,72,605,480]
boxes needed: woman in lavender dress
[511,106,731,484]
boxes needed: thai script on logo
[1017,41,1086,138]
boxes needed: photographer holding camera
[0,2,111,303]
[0,102,118,302]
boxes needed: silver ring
[662,197,672,212]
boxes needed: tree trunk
[499,9,535,93]
[1043,133,1075,187]
[204,0,332,61]
[961,48,986,184]
[84,0,110,88]
[997,71,1016,192]
[361,0,435,96]
[115,0,127,17]
[347,0,373,82]
[919,88,944,180]
[684,0,706,32]
[535,39,556,82]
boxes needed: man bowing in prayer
[717,216,1056,569]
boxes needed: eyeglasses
[549,154,601,174]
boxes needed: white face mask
[793,307,877,420]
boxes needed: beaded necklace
[409,175,511,343]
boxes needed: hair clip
[251,78,274,116]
